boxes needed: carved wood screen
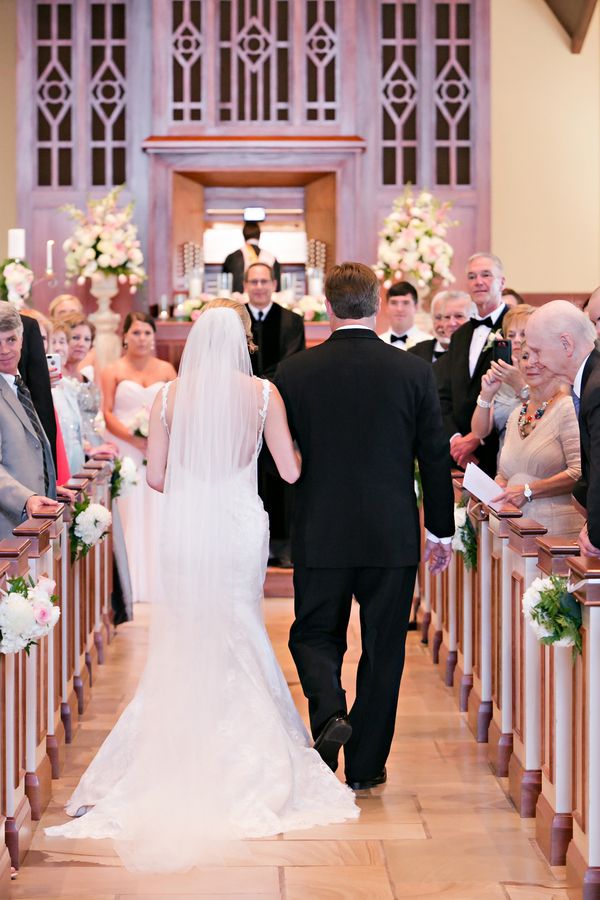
[16,0,489,305]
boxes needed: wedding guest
[0,303,60,539]
[502,288,525,308]
[50,319,85,475]
[470,304,534,447]
[101,312,176,604]
[223,220,281,294]
[378,282,431,348]
[437,252,508,475]
[49,293,83,319]
[526,300,600,555]
[584,286,600,338]
[409,290,474,364]
[60,312,105,448]
[492,343,583,537]
[245,262,305,567]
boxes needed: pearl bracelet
[476,395,492,409]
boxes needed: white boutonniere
[483,329,503,353]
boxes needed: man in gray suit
[0,303,59,539]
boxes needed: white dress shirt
[573,354,591,399]
[0,371,18,396]
[379,325,432,349]
[468,303,506,376]
[248,302,273,320]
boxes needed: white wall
[491,0,600,293]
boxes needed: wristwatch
[523,483,533,502]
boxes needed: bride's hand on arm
[146,387,172,492]
[264,385,301,484]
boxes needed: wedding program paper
[462,462,502,511]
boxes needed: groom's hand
[424,539,453,575]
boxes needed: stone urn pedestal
[88,273,122,370]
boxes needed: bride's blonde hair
[200,299,257,353]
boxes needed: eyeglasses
[246,279,272,286]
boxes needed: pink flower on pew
[36,576,56,598]
[32,601,53,625]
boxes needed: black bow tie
[471,317,495,329]
[390,333,408,344]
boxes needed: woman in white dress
[101,313,176,604]
[46,300,358,870]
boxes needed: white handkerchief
[462,462,502,510]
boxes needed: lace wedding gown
[46,313,358,871]
[111,380,165,604]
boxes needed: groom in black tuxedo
[437,253,508,476]
[275,263,454,789]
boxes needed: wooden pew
[0,537,34,867]
[0,562,15,891]
[467,503,493,742]
[535,536,580,866]
[63,476,91,716]
[486,502,522,776]
[564,556,600,900]
[506,517,548,818]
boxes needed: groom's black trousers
[290,565,417,782]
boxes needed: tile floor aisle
[13,599,570,899]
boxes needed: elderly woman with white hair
[409,290,474,364]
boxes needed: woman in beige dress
[491,345,583,536]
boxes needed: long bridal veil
[113,309,261,867]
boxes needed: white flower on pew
[70,493,112,563]
[0,575,60,654]
[521,574,582,656]
[110,455,139,500]
[451,501,477,571]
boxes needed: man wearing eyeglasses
[245,262,305,567]
[437,252,508,476]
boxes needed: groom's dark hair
[325,262,379,320]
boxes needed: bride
[46,300,359,870]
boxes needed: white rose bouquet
[61,186,146,294]
[374,187,457,290]
[451,499,477,571]
[0,259,34,308]
[0,574,60,655]
[110,455,139,500]
[130,407,149,439]
[522,574,582,656]
[70,493,112,563]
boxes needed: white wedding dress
[46,309,358,871]
[111,380,165,604]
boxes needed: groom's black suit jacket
[572,348,600,546]
[437,306,508,476]
[275,328,455,568]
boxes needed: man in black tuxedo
[437,253,508,476]
[525,300,600,554]
[222,221,281,294]
[275,262,454,790]
[246,262,305,565]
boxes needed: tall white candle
[46,239,54,273]
[8,228,25,260]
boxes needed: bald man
[526,300,600,555]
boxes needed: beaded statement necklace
[518,394,556,439]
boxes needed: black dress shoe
[346,767,387,791]
[313,713,352,770]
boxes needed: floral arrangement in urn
[278,294,328,322]
[61,186,145,294]
[0,259,34,308]
[0,574,60,655]
[374,187,457,291]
